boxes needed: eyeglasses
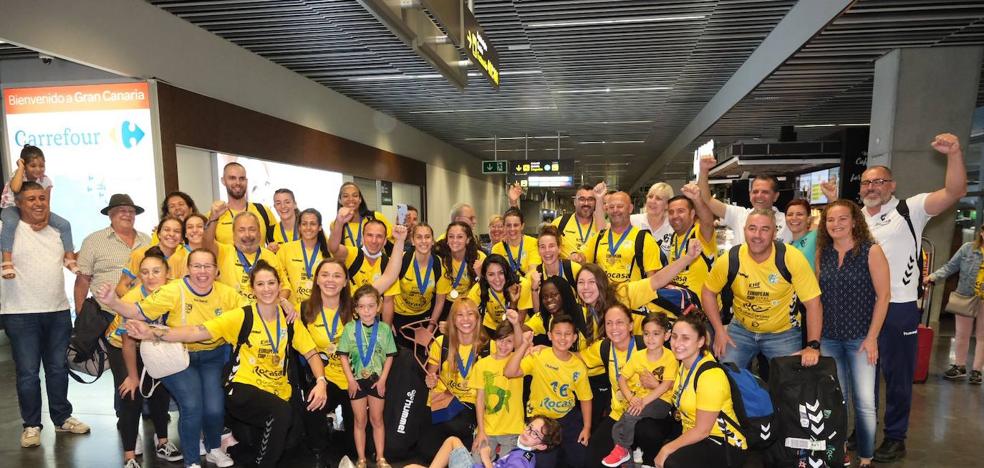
[860,178,892,187]
[189,263,217,271]
[525,423,543,442]
[575,197,594,203]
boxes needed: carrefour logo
[14,120,145,149]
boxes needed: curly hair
[816,199,875,254]
[434,221,481,284]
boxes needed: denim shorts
[449,446,474,468]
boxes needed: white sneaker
[21,426,41,448]
[199,439,206,456]
[205,448,234,468]
[186,465,201,468]
[156,441,183,462]
[56,416,91,434]
[123,458,141,468]
[133,430,143,456]
[633,447,644,464]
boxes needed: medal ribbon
[414,255,434,295]
[257,307,282,363]
[505,240,524,272]
[456,347,476,379]
[320,306,341,342]
[490,290,507,311]
[612,341,634,381]
[355,320,380,371]
[236,247,262,275]
[672,225,696,260]
[302,241,321,278]
[281,222,299,242]
[345,217,363,248]
[451,259,467,290]
[607,228,632,259]
[674,355,704,409]
[576,218,594,244]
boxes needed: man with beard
[551,184,608,259]
[664,184,716,299]
[578,191,661,285]
[858,133,966,463]
[697,158,791,243]
[205,201,291,302]
[209,162,276,245]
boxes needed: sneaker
[602,444,632,467]
[944,364,967,380]
[187,465,201,468]
[873,439,906,463]
[21,426,41,448]
[156,441,183,462]
[633,447,644,464]
[134,430,143,457]
[205,448,234,468]
[56,416,91,434]
[970,370,982,385]
[124,458,141,468]
[220,431,239,451]
[199,440,207,456]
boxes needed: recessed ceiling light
[794,123,870,128]
[556,86,672,94]
[577,140,645,145]
[410,106,556,114]
[464,135,569,141]
[571,120,653,125]
[527,14,706,28]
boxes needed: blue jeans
[723,321,802,369]
[822,337,877,459]
[161,345,229,466]
[3,310,74,428]
[0,206,74,253]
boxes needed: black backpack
[383,348,430,461]
[535,260,576,285]
[224,305,296,393]
[398,254,443,290]
[719,241,793,325]
[591,227,651,279]
[694,360,777,451]
[252,202,275,244]
[347,250,390,286]
[66,298,113,383]
[765,356,847,468]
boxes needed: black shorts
[350,375,383,400]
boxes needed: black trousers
[536,407,588,468]
[584,416,680,468]
[297,376,355,460]
[106,345,171,452]
[663,436,745,468]
[227,383,292,468]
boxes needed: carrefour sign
[2,82,159,243]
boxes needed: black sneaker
[944,364,967,380]
[970,370,982,385]
[873,439,906,463]
[846,430,857,452]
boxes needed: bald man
[577,191,662,285]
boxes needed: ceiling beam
[628,0,856,193]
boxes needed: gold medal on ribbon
[272,355,281,366]
[673,410,681,421]
[326,342,337,355]
[606,253,619,265]
[361,368,371,378]
[302,279,313,292]
[449,289,459,300]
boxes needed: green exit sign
[482,160,507,174]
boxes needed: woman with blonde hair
[630,182,675,258]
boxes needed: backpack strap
[773,241,792,283]
[896,199,919,250]
[400,254,414,280]
[720,244,743,314]
[562,260,575,284]
[559,213,573,234]
[592,229,606,263]
[253,202,274,244]
[600,337,645,377]
[347,252,364,285]
[633,228,648,276]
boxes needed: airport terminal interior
[1,0,984,467]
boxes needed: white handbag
[139,285,190,390]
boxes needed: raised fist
[699,156,716,172]
[210,200,228,219]
[680,184,700,200]
[335,207,355,224]
[931,133,961,156]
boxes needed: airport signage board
[510,159,570,176]
[2,82,159,240]
[482,160,508,174]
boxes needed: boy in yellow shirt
[470,320,528,463]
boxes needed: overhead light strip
[348,69,542,82]
[410,106,556,114]
[556,86,672,94]
[528,14,706,28]
[578,140,645,145]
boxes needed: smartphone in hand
[396,204,408,225]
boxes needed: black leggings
[297,377,355,459]
[416,408,476,460]
[585,416,680,468]
[227,383,292,468]
[106,345,171,452]
[663,436,745,468]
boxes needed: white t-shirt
[0,221,70,313]
[630,213,674,259]
[723,204,791,244]
[863,194,931,303]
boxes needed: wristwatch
[806,340,821,350]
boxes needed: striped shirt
[77,226,150,312]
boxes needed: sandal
[2,261,15,279]
[376,458,392,468]
[64,258,80,274]
[356,459,367,468]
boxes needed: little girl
[1,145,76,278]
[338,285,397,468]
[601,312,679,467]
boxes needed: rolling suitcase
[914,242,934,384]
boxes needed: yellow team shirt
[331,211,393,249]
[467,279,534,331]
[106,286,155,348]
[491,236,541,276]
[672,353,746,448]
[204,306,317,401]
[215,242,291,302]
[395,255,452,316]
[277,241,325,304]
[303,305,349,390]
[579,339,642,419]
[136,278,246,351]
[525,312,592,352]
[469,354,525,436]
[668,223,717,296]
[122,244,189,284]
[621,348,679,406]
[552,215,597,259]
[520,347,593,418]
[704,244,821,334]
[271,221,300,245]
[209,203,276,246]
[342,245,400,297]
[582,226,662,285]
[536,260,583,287]
[446,251,487,301]
[428,336,482,404]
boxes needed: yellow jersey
[519,347,593,418]
[302,304,349,390]
[552,215,597,259]
[671,353,746,448]
[445,251,486,302]
[209,203,276,246]
[470,354,525,436]
[667,223,716,295]
[215,242,291,302]
[135,278,246,351]
[342,245,400,297]
[276,240,326,304]
[428,336,484,404]
[395,254,452,316]
[582,226,662,285]
[467,279,534,331]
[122,244,189,284]
[491,236,541,276]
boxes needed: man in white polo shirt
[861,133,966,463]
[698,158,791,244]
[1,182,91,448]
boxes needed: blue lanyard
[674,356,704,409]
[280,223,299,242]
[236,247,262,275]
[576,218,594,244]
[319,306,340,342]
[414,255,434,294]
[456,346,476,378]
[345,218,363,248]
[672,225,696,260]
[302,241,320,278]
[490,290,506,310]
[611,341,633,380]
[355,320,380,370]
[257,307,282,359]
[607,228,632,258]
[451,259,467,289]
[504,240,524,272]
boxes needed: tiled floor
[0,317,981,467]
